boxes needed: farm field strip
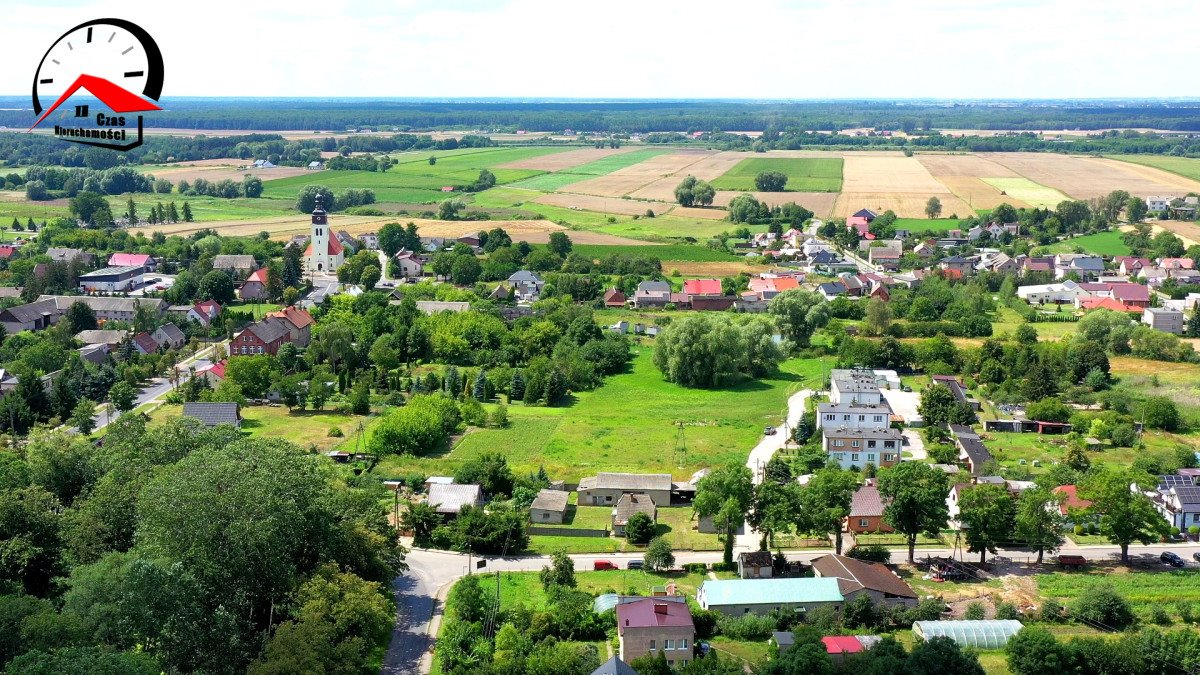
[980,152,1200,200]
[981,177,1071,208]
[532,192,669,215]
[496,145,639,171]
[712,190,838,216]
[837,152,974,217]
[510,149,673,192]
[1107,154,1200,183]
[628,152,769,201]
[833,191,973,219]
[565,152,715,198]
[709,157,843,192]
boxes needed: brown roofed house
[530,489,569,524]
[612,493,656,536]
[810,554,918,607]
[847,484,893,534]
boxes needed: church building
[305,193,344,273]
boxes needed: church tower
[305,193,344,273]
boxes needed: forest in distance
[5,97,1200,132]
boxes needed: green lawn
[1109,154,1200,182]
[374,350,827,483]
[990,306,1080,340]
[1041,230,1131,256]
[152,404,368,452]
[710,157,843,192]
[528,503,720,553]
[1036,570,1200,620]
[0,198,71,223]
[117,194,296,222]
[981,177,1071,209]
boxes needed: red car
[593,560,617,571]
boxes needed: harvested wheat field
[139,160,312,184]
[533,192,667,215]
[497,146,633,171]
[666,261,770,276]
[934,176,1031,210]
[836,153,971,218]
[568,152,714,197]
[132,214,652,246]
[980,153,1200,200]
[629,152,749,201]
[1145,220,1200,247]
[669,206,727,220]
[711,190,838,216]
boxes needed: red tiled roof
[194,299,221,316]
[1080,297,1137,313]
[1053,485,1092,515]
[246,268,269,284]
[683,278,722,296]
[268,306,314,329]
[823,636,865,655]
[616,598,694,633]
[201,359,228,380]
[0,246,16,259]
[850,485,885,518]
[772,277,800,292]
[133,333,158,353]
[303,236,344,257]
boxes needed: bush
[714,612,776,640]
[682,562,708,574]
[1151,604,1172,625]
[845,544,890,563]
[1071,583,1135,630]
[903,598,945,626]
[995,601,1019,620]
[1177,601,1194,624]
[1039,598,1063,622]
[328,426,344,437]
[624,512,655,544]
[965,602,986,620]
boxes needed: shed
[182,402,242,428]
[427,483,482,516]
[912,620,1023,649]
[530,489,569,524]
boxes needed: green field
[374,350,826,483]
[509,149,669,192]
[1110,154,1200,182]
[710,157,843,192]
[1042,230,1131,256]
[155,404,370,452]
[1037,571,1200,619]
[894,217,965,234]
[562,243,745,262]
[981,177,1071,209]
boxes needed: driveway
[746,388,814,485]
[902,428,927,461]
[881,387,922,425]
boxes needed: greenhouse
[912,620,1024,649]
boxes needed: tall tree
[925,196,942,219]
[1014,486,1067,563]
[878,462,951,563]
[694,464,753,565]
[768,290,830,350]
[957,484,1016,563]
[1081,468,1169,563]
[802,467,860,555]
[749,480,799,550]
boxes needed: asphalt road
[88,347,218,432]
[383,541,1200,674]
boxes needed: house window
[883,454,895,462]
[867,440,876,448]
[859,518,869,527]
[842,414,850,421]
[884,441,896,448]
[851,440,860,448]
[825,414,834,421]
[868,454,876,462]
[833,440,844,447]
[680,639,688,649]
[605,495,613,503]
[665,640,675,650]
[540,512,548,520]
[649,640,656,649]
[858,415,865,422]
[851,454,859,462]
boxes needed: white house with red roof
[305,194,344,273]
[189,300,222,327]
[239,268,270,301]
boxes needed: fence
[528,526,610,538]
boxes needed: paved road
[746,388,814,485]
[901,428,927,461]
[88,344,219,432]
[384,540,1200,674]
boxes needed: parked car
[902,386,912,392]
[593,560,617,571]
[1161,551,1186,568]
[627,560,644,570]
[763,426,777,436]
[1193,552,1200,563]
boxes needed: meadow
[374,350,827,483]
[1036,570,1200,621]
[1042,230,1131,256]
[711,157,843,192]
[1109,154,1200,183]
[981,177,1071,208]
[894,217,965,234]
[509,149,669,191]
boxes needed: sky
[2,0,1197,100]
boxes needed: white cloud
[0,0,1196,98]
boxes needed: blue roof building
[697,578,844,616]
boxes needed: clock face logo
[28,18,164,151]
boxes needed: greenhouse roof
[912,620,1023,649]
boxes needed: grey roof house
[427,483,483,516]
[182,402,242,428]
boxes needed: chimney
[654,603,668,615]
[625,619,629,626]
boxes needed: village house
[950,424,994,476]
[46,247,95,267]
[75,329,127,349]
[847,484,892,534]
[507,270,544,302]
[359,232,379,250]
[616,598,694,667]
[529,489,569,524]
[152,322,186,350]
[810,554,918,607]
[232,317,292,356]
[830,369,886,405]
[132,333,158,355]
[1077,282,1150,308]
[822,426,902,471]
[0,296,168,334]
[108,252,154,272]
[737,550,774,579]
[938,255,976,276]
[266,306,315,347]
[196,360,227,388]
[696,578,844,616]
[577,472,674,506]
[1016,280,1089,305]
[633,280,672,308]
[612,493,656,536]
[1115,257,1152,276]
[182,402,242,429]
[1143,307,1184,334]
[1054,253,1105,280]
[1146,475,1200,530]
[239,268,270,301]
[212,255,258,277]
[188,299,222,327]
[392,251,424,279]
[603,288,627,307]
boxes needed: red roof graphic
[683,278,722,296]
[29,74,161,131]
